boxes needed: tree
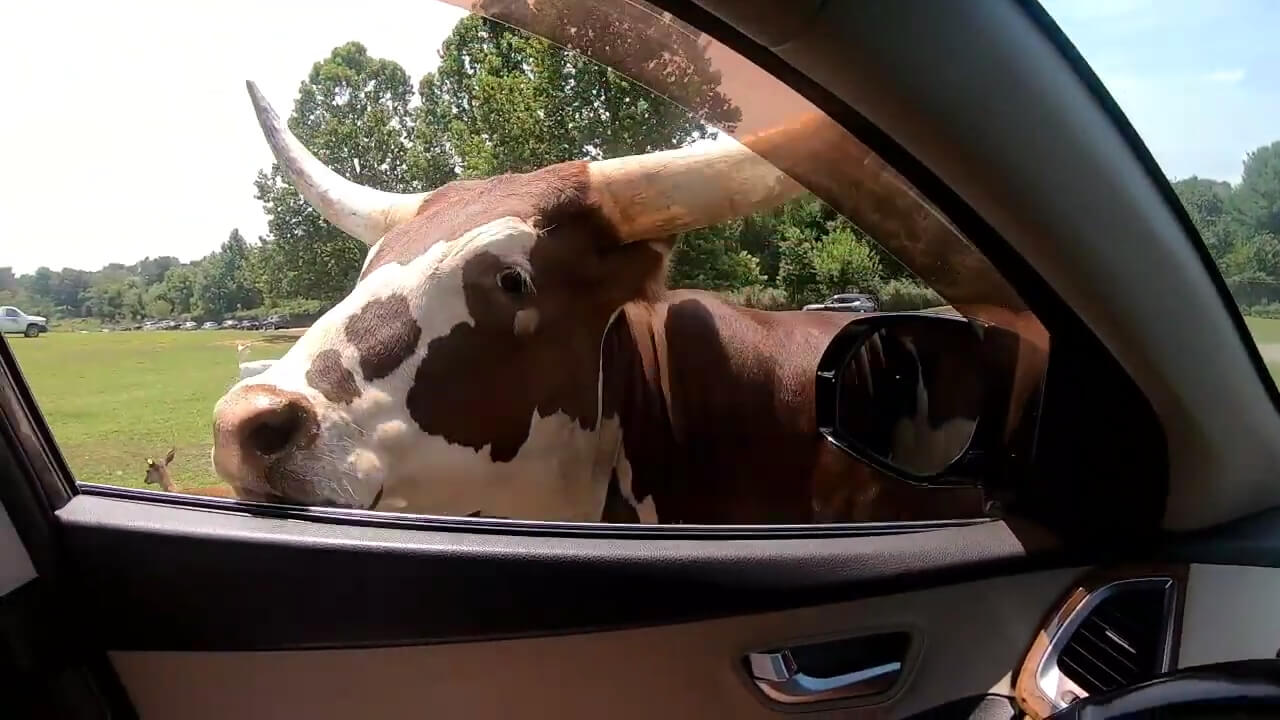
[253,42,425,303]
[417,8,741,176]
[1173,176,1233,260]
[194,230,261,316]
[154,265,198,316]
[813,228,882,299]
[667,221,766,291]
[775,208,886,306]
[1231,142,1280,239]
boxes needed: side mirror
[815,312,1041,485]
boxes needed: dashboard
[1015,563,1280,719]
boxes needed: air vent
[1058,583,1168,694]
[1036,577,1175,710]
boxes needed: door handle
[746,648,903,704]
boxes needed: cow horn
[588,127,805,241]
[246,80,430,247]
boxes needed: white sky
[2,0,467,274]
[3,0,1276,274]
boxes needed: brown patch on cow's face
[344,294,422,382]
[306,349,359,405]
[406,235,664,462]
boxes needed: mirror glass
[833,317,984,477]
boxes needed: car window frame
[0,0,1160,541]
[1016,0,1280,411]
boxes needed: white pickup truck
[0,306,49,337]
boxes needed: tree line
[4,8,1273,326]
[1172,144,1280,316]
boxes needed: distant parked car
[262,314,292,331]
[155,320,179,330]
[239,319,261,331]
[180,321,198,330]
[0,306,49,337]
[200,321,219,330]
[801,293,879,313]
[220,319,240,329]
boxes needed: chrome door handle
[746,649,902,704]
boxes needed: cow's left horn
[246,80,431,247]
[588,128,805,241]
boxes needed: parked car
[220,319,240,329]
[0,306,49,337]
[801,293,879,313]
[200,321,220,330]
[239,319,261,331]
[180,321,198,331]
[262,313,291,331]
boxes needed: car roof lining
[708,0,1280,530]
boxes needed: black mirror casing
[815,312,1042,489]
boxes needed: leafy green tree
[417,9,740,176]
[667,221,766,291]
[813,227,882,299]
[253,42,426,302]
[1231,142,1280,239]
[194,230,261,316]
[154,266,198,316]
[1222,232,1280,281]
[1173,176,1234,260]
[27,267,55,302]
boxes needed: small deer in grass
[144,448,237,498]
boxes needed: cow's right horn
[246,80,431,247]
[588,124,806,242]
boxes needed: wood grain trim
[1014,564,1188,720]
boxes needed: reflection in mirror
[835,318,983,477]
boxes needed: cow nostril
[244,401,313,457]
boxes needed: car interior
[3,0,1280,718]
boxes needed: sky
[3,0,1278,275]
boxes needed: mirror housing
[815,312,1042,487]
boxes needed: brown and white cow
[210,81,987,524]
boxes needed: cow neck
[598,291,855,524]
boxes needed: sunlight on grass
[9,330,294,489]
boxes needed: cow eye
[496,268,533,296]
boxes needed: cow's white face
[213,166,666,521]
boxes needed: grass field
[9,316,1280,492]
[1244,316,1280,381]
[10,330,296,489]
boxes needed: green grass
[9,330,295,489]
[1246,316,1280,344]
[1244,317,1280,381]
[13,315,1280,491]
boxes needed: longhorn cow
[211,81,984,523]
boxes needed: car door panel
[108,567,1081,719]
[58,494,1051,651]
[1179,563,1280,669]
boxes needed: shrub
[877,278,945,312]
[723,285,792,310]
[1246,301,1280,319]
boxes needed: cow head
[211,81,801,520]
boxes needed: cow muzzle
[212,384,320,495]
